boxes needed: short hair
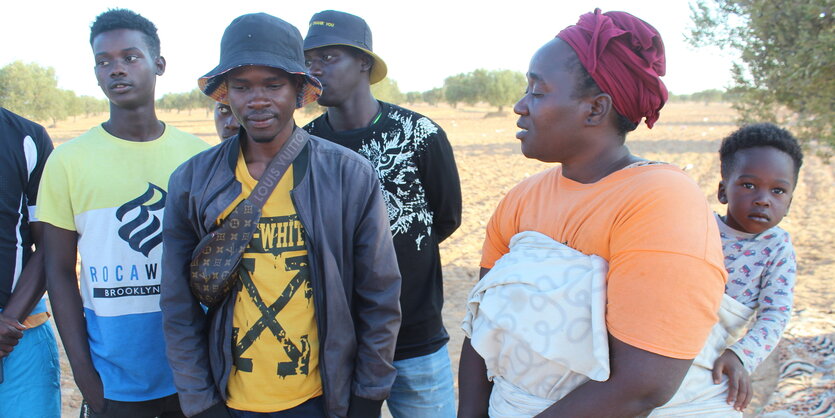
[564,51,638,138]
[719,123,804,182]
[90,9,161,59]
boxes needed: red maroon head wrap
[557,9,668,128]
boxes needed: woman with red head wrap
[557,9,668,129]
[458,10,726,417]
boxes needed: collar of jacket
[202,127,311,232]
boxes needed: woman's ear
[585,93,612,126]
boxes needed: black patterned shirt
[305,101,462,359]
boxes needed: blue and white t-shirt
[37,124,208,401]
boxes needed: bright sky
[3,0,734,99]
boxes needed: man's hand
[0,312,26,358]
[712,349,751,411]
[75,367,105,413]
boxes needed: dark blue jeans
[80,393,184,418]
[230,396,326,417]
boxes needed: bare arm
[535,336,692,417]
[2,222,47,321]
[43,223,104,411]
[0,223,47,357]
[458,267,493,418]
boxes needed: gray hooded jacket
[160,129,401,417]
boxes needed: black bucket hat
[198,13,322,108]
[303,10,388,84]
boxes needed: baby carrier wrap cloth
[461,231,610,417]
[650,294,754,417]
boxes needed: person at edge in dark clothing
[160,13,401,418]
[0,107,60,417]
[303,11,461,417]
[37,9,208,417]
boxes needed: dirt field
[45,102,833,416]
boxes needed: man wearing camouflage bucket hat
[160,13,401,418]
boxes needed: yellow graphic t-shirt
[224,152,322,412]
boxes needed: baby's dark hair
[564,51,638,138]
[90,9,160,59]
[719,123,804,182]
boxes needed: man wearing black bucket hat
[160,13,401,418]
[303,10,460,418]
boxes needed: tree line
[369,69,527,113]
[0,60,532,124]
[669,89,730,104]
[0,61,108,127]
[2,0,831,156]
[157,89,215,115]
[0,59,734,127]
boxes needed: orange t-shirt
[481,164,726,359]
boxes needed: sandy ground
[43,103,833,416]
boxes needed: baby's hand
[712,349,751,412]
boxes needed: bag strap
[247,127,309,209]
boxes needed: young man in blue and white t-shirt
[38,9,207,416]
